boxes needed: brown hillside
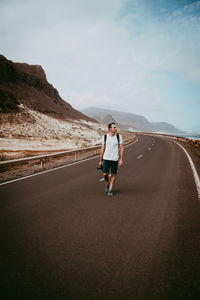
[0,55,96,122]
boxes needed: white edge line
[0,155,99,186]
[175,141,200,201]
[0,136,139,186]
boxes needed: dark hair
[108,122,116,130]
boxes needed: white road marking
[175,142,200,201]
[148,147,151,151]
[99,174,112,182]
[0,155,100,186]
[137,155,143,159]
[124,136,138,148]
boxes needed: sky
[0,0,200,133]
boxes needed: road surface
[0,135,200,299]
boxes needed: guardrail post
[40,158,43,169]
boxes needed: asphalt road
[1,135,200,299]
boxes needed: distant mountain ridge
[0,55,96,122]
[81,107,185,134]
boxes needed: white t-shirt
[102,133,123,161]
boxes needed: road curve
[0,135,200,299]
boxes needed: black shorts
[103,159,118,174]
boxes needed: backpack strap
[116,133,119,144]
[104,134,107,144]
[104,133,120,147]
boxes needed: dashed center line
[137,155,143,159]
[99,174,112,182]
[148,147,151,151]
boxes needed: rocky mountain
[0,55,96,122]
[102,115,118,126]
[81,107,185,134]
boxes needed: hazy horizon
[80,106,199,134]
[1,0,200,133]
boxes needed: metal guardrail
[135,131,198,142]
[0,145,101,168]
[0,135,134,183]
[0,136,135,170]
[2,133,198,170]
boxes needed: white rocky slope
[0,104,107,159]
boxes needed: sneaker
[108,190,113,197]
[105,183,110,193]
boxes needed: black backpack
[104,133,120,147]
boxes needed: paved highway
[0,135,200,299]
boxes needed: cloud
[0,0,200,131]
[184,1,200,13]
[118,1,200,83]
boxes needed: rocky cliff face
[0,55,96,122]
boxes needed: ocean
[176,134,200,141]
